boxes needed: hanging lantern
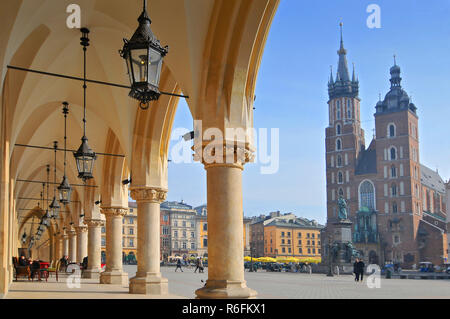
[74,29,97,181]
[57,175,72,205]
[120,0,168,110]
[74,136,96,181]
[58,102,73,204]
[49,197,60,219]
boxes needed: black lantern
[74,136,96,181]
[49,197,60,219]
[120,0,168,110]
[21,232,27,244]
[74,29,97,181]
[58,102,72,203]
[50,141,61,218]
[58,175,72,204]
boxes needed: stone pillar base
[82,268,102,280]
[195,280,257,299]
[99,271,128,285]
[129,273,169,295]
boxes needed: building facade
[324,26,448,267]
[264,219,323,258]
[195,205,208,257]
[249,212,323,258]
[163,201,198,258]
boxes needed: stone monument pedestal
[332,219,354,265]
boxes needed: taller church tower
[325,24,365,223]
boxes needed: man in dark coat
[357,259,365,282]
[353,258,360,282]
[175,258,183,272]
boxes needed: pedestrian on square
[357,258,365,282]
[353,258,360,282]
[199,258,204,273]
[175,258,183,272]
[194,257,200,273]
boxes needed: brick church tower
[323,25,448,267]
[325,24,365,225]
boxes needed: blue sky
[165,0,450,224]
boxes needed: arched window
[391,165,397,178]
[388,124,396,138]
[338,188,344,198]
[336,101,341,120]
[391,183,398,197]
[359,180,375,210]
[336,138,342,151]
[338,172,343,184]
[347,100,352,119]
[336,124,341,135]
[337,155,342,167]
[390,147,397,160]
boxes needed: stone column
[195,144,257,299]
[129,188,168,295]
[53,235,62,263]
[82,219,104,279]
[75,226,88,264]
[62,234,69,257]
[99,207,128,285]
[68,230,77,263]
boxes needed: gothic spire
[336,22,350,82]
[329,65,334,85]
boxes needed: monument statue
[337,196,348,220]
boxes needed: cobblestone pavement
[133,265,450,299]
[6,265,450,299]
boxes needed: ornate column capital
[85,219,105,228]
[74,226,88,234]
[68,229,76,237]
[193,141,255,170]
[130,187,168,203]
[101,207,128,217]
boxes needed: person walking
[353,258,360,282]
[194,257,200,273]
[175,258,183,272]
[198,258,204,273]
[357,258,365,282]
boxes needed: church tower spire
[328,23,359,100]
[337,22,350,82]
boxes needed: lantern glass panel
[58,187,71,203]
[130,49,148,83]
[126,57,134,85]
[148,47,163,87]
[52,207,59,219]
[76,156,94,176]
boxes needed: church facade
[324,26,448,267]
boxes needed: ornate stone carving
[100,207,128,217]
[85,219,105,227]
[193,142,255,168]
[130,187,167,203]
[74,226,88,233]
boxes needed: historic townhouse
[324,26,448,267]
